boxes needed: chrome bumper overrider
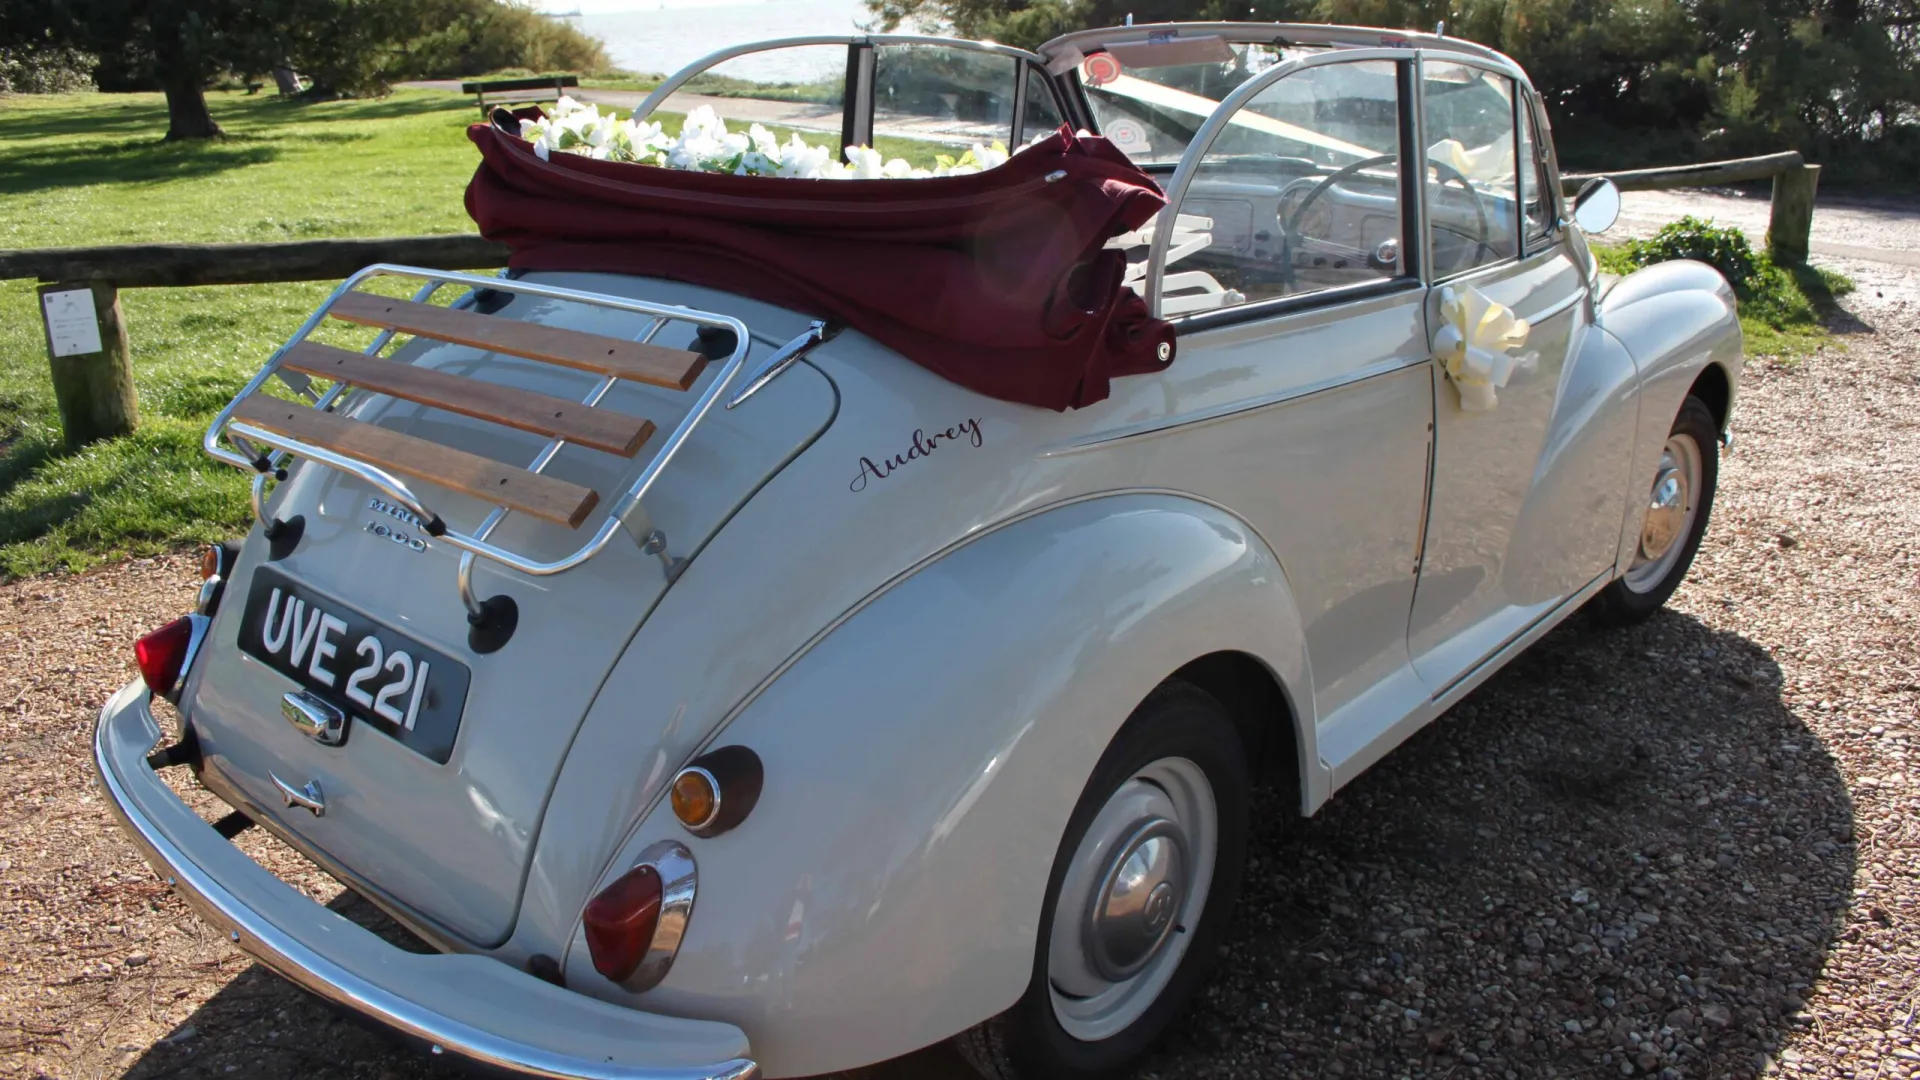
[93,680,759,1080]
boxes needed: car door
[1406,58,1631,691]
[1108,48,1438,781]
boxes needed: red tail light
[134,617,197,694]
[582,865,663,983]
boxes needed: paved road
[1618,187,1920,268]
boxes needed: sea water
[563,0,896,81]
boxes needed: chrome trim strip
[624,840,698,993]
[725,320,837,409]
[168,614,213,700]
[92,684,759,1080]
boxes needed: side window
[1156,59,1406,315]
[667,44,849,154]
[1021,66,1065,144]
[871,46,1019,168]
[1517,95,1556,248]
[1422,62,1520,277]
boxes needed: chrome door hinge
[725,320,842,409]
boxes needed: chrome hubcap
[1624,434,1703,594]
[1086,819,1186,980]
[1640,464,1688,560]
[1048,757,1216,1042]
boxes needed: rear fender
[562,493,1309,1078]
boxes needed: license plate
[236,567,470,763]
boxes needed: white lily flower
[841,146,886,180]
[748,123,782,158]
[514,98,1029,180]
[972,141,1010,170]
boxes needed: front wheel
[1591,394,1720,624]
[953,682,1249,1080]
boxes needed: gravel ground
[2,272,1917,1079]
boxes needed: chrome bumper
[93,679,759,1080]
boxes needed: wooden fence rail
[0,235,509,289]
[2,151,1820,446]
[1563,150,1820,265]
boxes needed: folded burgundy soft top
[463,118,1175,411]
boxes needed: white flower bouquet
[519,96,1013,180]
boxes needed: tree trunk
[162,74,223,140]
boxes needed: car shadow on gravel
[122,891,458,1080]
[1148,607,1857,1080]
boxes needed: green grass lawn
[0,90,496,578]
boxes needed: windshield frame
[1146,45,1419,320]
[632,35,1056,153]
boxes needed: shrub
[0,46,97,93]
[1618,216,1760,294]
[1597,217,1855,356]
[397,0,611,82]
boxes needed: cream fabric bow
[1429,133,1517,187]
[1434,285,1530,411]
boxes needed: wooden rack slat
[233,395,601,528]
[328,292,707,391]
[281,341,656,457]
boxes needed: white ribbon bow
[1433,285,1531,411]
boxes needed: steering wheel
[1280,153,1494,277]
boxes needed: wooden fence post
[36,279,139,447]
[1768,163,1820,266]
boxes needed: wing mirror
[1571,177,1621,235]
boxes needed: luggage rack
[204,264,758,639]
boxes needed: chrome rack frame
[204,264,753,613]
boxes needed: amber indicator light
[669,746,764,839]
[670,769,719,830]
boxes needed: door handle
[270,771,326,817]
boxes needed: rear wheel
[953,682,1249,1080]
[1591,394,1719,624]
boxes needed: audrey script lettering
[850,418,985,492]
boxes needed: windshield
[1080,42,1333,166]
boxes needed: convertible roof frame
[1036,22,1528,84]
[632,34,1048,126]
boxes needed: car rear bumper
[93,678,759,1080]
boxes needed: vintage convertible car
[95,21,1739,1080]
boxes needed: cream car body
[95,22,1741,1080]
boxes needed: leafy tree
[0,0,280,138]
[1,0,610,133]
[871,0,1920,179]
